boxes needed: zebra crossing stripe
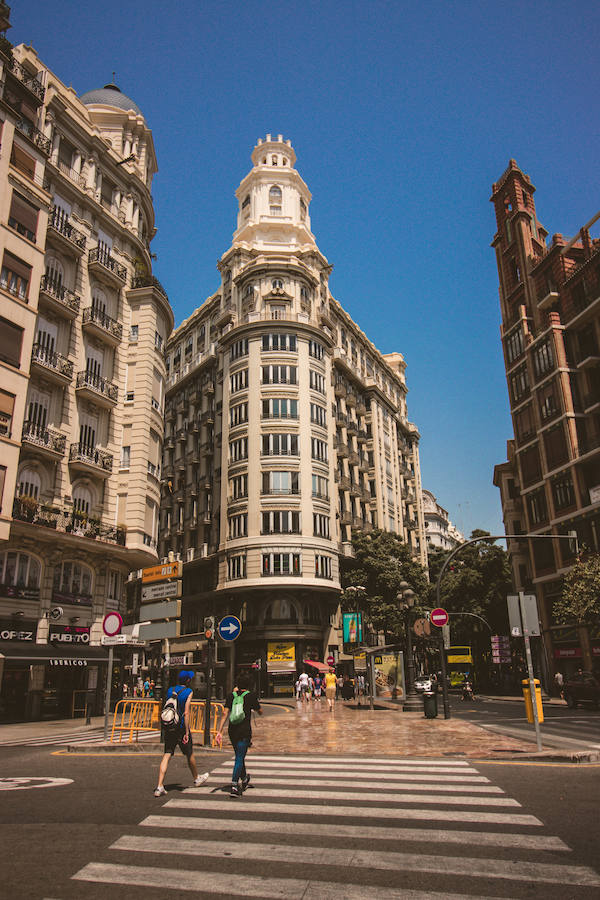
[165,797,542,826]
[185,787,519,806]
[140,814,571,851]
[110,835,600,887]
[245,755,472,766]
[219,761,480,775]
[191,778,502,793]
[72,861,513,899]
[210,765,491,782]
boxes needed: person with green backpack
[217,671,262,797]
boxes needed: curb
[64,742,224,754]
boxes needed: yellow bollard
[521,678,544,724]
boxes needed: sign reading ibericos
[141,561,182,584]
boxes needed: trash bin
[521,678,544,724]
[423,691,438,719]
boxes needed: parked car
[562,671,600,708]
[414,676,433,693]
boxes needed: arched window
[53,560,93,599]
[45,256,63,291]
[73,485,92,515]
[272,278,283,291]
[0,550,41,589]
[269,185,282,216]
[271,155,278,166]
[244,283,254,298]
[303,601,321,625]
[264,597,298,623]
[92,286,107,314]
[18,466,41,499]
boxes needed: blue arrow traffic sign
[218,614,242,642]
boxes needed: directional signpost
[218,615,242,642]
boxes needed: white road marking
[72,861,513,899]
[140,813,571,851]
[245,755,472,766]
[210,765,491,783]
[186,786,519,805]
[219,761,480,775]
[112,835,600,886]
[166,797,541,826]
[0,777,73,791]
[186,778,503,793]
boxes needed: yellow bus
[445,646,473,688]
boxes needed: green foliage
[340,529,429,637]
[554,554,600,624]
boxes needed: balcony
[0,4,11,33]
[47,206,86,256]
[30,343,73,385]
[350,480,362,497]
[339,475,351,491]
[334,379,346,398]
[340,511,352,526]
[11,498,126,545]
[39,274,80,319]
[130,274,169,303]
[21,421,66,458]
[356,400,367,416]
[352,516,364,529]
[82,306,123,346]
[357,428,368,443]
[335,412,347,428]
[347,419,358,435]
[68,442,113,477]
[538,290,560,311]
[75,370,118,408]
[346,391,356,408]
[88,246,127,288]
[15,119,51,156]
[337,442,349,458]
[6,56,45,103]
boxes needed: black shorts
[164,729,193,757]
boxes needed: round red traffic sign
[102,612,123,637]
[430,608,449,627]
[326,655,335,666]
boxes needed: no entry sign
[430,608,449,627]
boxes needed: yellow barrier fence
[110,698,227,746]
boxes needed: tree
[340,529,429,638]
[554,553,600,624]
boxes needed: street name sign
[102,635,147,647]
[218,615,242,641]
[137,620,181,641]
[140,598,181,622]
[141,580,182,602]
[430,608,449,627]
[141,561,182,584]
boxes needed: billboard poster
[342,612,363,644]
[373,651,405,699]
[267,642,295,662]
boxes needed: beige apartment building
[155,135,426,697]
[0,27,173,720]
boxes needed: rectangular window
[311,437,328,462]
[10,143,36,180]
[514,404,535,444]
[120,446,131,468]
[510,365,530,404]
[230,369,248,393]
[543,423,568,470]
[519,444,542,488]
[261,510,301,534]
[8,191,38,242]
[1,251,31,301]
[229,437,248,462]
[154,331,163,352]
[538,383,560,422]
[230,338,249,360]
[0,390,15,437]
[309,369,326,394]
[309,340,324,360]
[262,552,302,576]
[129,324,139,342]
[552,475,575,511]
[228,512,247,538]
[527,488,548,526]
[315,555,332,579]
[312,473,329,499]
[505,328,524,365]
[0,317,24,368]
[532,340,554,380]
[262,471,299,495]
[230,402,248,427]
[261,398,298,419]
[261,365,297,384]
[261,333,297,352]
[313,513,330,538]
[197,325,206,351]
[310,403,327,427]
[261,433,298,456]
[0,465,6,514]
[230,473,248,500]
[228,554,246,580]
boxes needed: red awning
[303,659,331,673]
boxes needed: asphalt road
[1,744,599,899]
[450,696,600,750]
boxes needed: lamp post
[398,581,422,711]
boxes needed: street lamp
[398,581,422,711]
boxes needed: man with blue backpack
[217,671,262,797]
[153,670,209,797]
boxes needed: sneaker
[241,774,251,792]
[229,783,241,797]
[154,785,166,797]
[193,772,209,787]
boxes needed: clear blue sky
[13,1,600,538]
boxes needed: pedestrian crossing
[71,753,600,898]
[0,727,158,748]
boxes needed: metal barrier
[110,698,227,746]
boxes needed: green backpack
[230,689,249,725]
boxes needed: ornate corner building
[0,17,173,720]
[157,135,426,696]
[491,159,600,674]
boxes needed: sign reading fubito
[48,624,90,644]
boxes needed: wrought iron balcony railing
[131,274,169,301]
[21,421,66,454]
[69,441,114,472]
[7,56,45,101]
[75,370,118,403]
[15,118,51,155]
[82,305,123,341]
[39,274,81,314]
[88,246,127,282]
[48,206,86,249]
[31,343,73,379]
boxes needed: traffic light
[203,616,215,640]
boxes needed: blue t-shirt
[166,685,192,731]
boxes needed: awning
[267,659,296,673]
[0,642,109,663]
[303,659,331,673]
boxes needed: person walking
[324,667,337,712]
[313,674,322,701]
[298,670,310,702]
[154,670,209,797]
[554,670,564,698]
[218,671,262,797]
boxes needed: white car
[414,676,432,693]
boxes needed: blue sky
[12,1,600,538]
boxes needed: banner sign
[343,612,363,644]
[267,642,295,662]
[48,624,90,644]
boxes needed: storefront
[0,638,108,722]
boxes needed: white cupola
[232,134,317,252]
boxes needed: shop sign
[0,583,40,601]
[49,658,88,666]
[0,619,37,641]
[343,612,363,644]
[169,654,188,666]
[52,590,93,607]
[267,642,295,662]
[48,625,90,644]
[554,647,581,659]
[592,646,600,657]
